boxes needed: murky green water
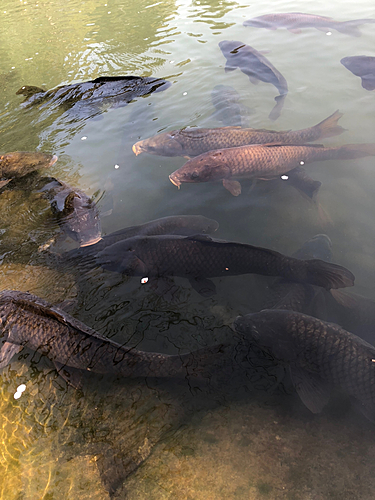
[1,0,375,498]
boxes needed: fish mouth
[80,236,103,247]
[49,155,58,167]
[169,174,181,189]
[132,142,143,156]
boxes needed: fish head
[16,85,46,98]
[219,40,246,58]
[293,234,333,262]
[169,151,231,187]
[0,152,58,178]
[132,131,183,157]
[234,310,297,361]
[96,239,148,275]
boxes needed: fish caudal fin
[314,110,346,139]
[304,260,355,290]
[336,19,375,37]
[337,143,375,160]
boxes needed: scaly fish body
[219,40,288,120]
[0,290,221,381]
[169,143,375,196]
[0,152,58,188]
[234,309,375,421]
[244,13,375,37]
[95,234,354,292]
[132,110,344,158]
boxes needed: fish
[219,40,288,120]
[169,142,375,196]
[340,56,375,91]
[210,84,253,127]
[132,110,344,158]
[38,177,102,248]
[283,166,322,201]
[16,75,171,112]
[233,309,375,422]
[0,151,58,189]
[243,13,375,37]
[93,233,354,296]
[0,290,225,388]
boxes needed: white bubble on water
[81,136,87,141]
[182,92,187,96]
[300,161,304,165]
[14,392,21,400]
[114,164,119,169]
[17,384,26,393]
[281,175,289,180]
[141,277,149,284]
[326,31,332,36]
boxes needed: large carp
[234,309,375,422]
[132,110,344,158]
[244,13,375,37]
[169,142,375,196]
[219,40,288,121]
[0,151,57,189]
[0,290,223,387]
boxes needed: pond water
[1,0,375,498]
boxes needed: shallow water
[1,0,375,498]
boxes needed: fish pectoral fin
[53,361,85,391]
[361,78,375,91]
[289,365,330,413]
[248,75,260,85]
[188,277,216,297]
[0,342,23,368]
[0,179,12,189]
[224,62,237,73]
[223,179,241,196]
[287,28,303,34]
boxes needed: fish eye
[191,172,199,179]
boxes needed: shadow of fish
[132,110,344,158]
[219,40,288,121]
[92,233,354,296]
[0,151,57,189]
[37,177,102,248]
[16,76,171,117]
[234,309,375,422]
[244,13,375,37]
[0,290,224,389]
[210,84,253,127]
[169,142,375,196]
[341,56,375,91]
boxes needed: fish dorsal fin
[185,234,213,242]
[251,128,292,134]
[261,142,325,148]
[289,364,331,413]
[178,127,241,140]
[0,342,23,368]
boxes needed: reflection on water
[1,0,375,497]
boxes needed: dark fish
[0,290,223,386]
[341,56,375,91]
[39,177,102,247]
[132,110,344,158]
[244,13,375,37]
[16,75,171,111]
[219,40,288,121]
[0,151,58,189]
[169,142,375,196]
[94,233,354,295]
[234,309,375,422]
[210,84,253,127]
[284,166,322,201]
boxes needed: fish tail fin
[337,19,375,37]
[330,288,359,309]
[269,94,286,121]
[305,260,355,290]
[313,110,346,139]
[336,143,375,160]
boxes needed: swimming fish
[0,151,58,189]
[16,76,171,111]
[0,290,224,388]
[244,13,375,37]
[234,309,375,422]
[39,177,102,247]
[219,40,288,120]
[341,56,375,91]
[94,233,354,295]
[169,142,375,196]
[210,84,253,127]
[132,110,344,158]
